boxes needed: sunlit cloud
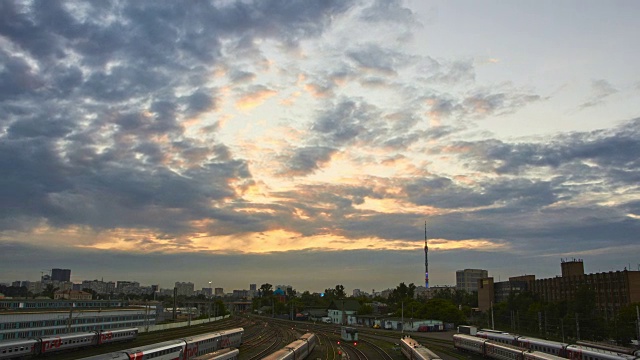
[235,88,278,110]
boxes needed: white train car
[193,348,239,360]
[453,333,487,353]
[524,351,571,360]
[214,328,244,350]
[38,332,101,355]
[0,338,38,359]
[260,333,316,360]
[565,345,638,360]
[400,336,442,360]
[477,331,518,346]
[516,337,567,357]
[98,328,139,345]
[484,341,525,360]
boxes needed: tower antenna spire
[425,221,429,289]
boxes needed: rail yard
[17,314,469,360]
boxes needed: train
[400,336,442,360]
[76,327,244,360]
[454,333,569,360]
[192,347,239,360]
[475,330,640,360]
[0,328,138,359]
[455,333,640,360]
[260,333,317,360]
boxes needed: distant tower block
[425,222,429,288]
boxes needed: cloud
[579,79,618,109]
[235,86,277,110]
[453,118,640,180]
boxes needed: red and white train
[77,327,244,360]
[454,333,571,360]
[0,328,138,359]
[475,330,640,360]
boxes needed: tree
[359,304,374,315]
[419,298,466,325]
[613,302,640,345]
[42,284,59,299]
[259,283,273,297]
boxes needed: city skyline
[1,1,640,293]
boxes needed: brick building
[478,260,640,318]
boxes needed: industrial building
[0,299,159,340]
[477,260,640,318]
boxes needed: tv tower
[424,222,429,288]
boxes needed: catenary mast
[425,221,429,288]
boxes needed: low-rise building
[327,299,360,325]
[53,290,92,300]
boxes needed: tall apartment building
[477,260,640,318]
[174,282,195,297]
[214,288,224,297]
[81,280,116,295]
[51,268,71,282]
[456,269,488,293]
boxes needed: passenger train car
[193,348,239,360]
[455,334,639,360]
[0,328,138,359]
[77,327,244,360]
[400,336,442,360]
[260,333,317,360]
[454,334,568,360]
[475,330,639,360]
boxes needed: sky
[1,0,640,295]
